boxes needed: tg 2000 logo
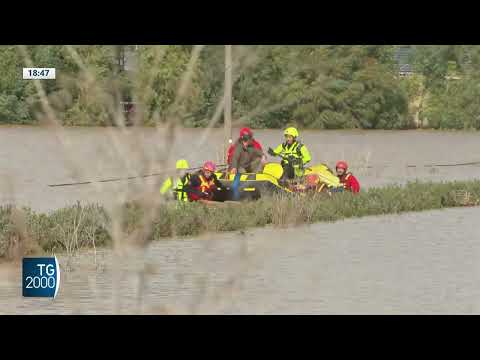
[22,257,60,298]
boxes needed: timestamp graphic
[23,67,56,80]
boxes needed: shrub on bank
[1,180,479,260]
[0,203,110,259]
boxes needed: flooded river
[1,206,479,314]
[1,126,480,212]
[1,126,480,314]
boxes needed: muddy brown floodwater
[1,126,480,212]
[1,126,480,314]
[1,207,479,314]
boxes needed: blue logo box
[22,257,60,298]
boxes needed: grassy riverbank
[1,180,480,260]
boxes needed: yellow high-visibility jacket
[160,174,190,202]
[272,141,311,176]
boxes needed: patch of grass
[0,206,17,258]
[26,202,110,255]
[1,180,480,260]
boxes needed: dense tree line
[412,45,480,129]
[0,45,479,129]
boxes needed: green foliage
[411,45,480,129]
[423,77,480,129]
[51,46,119,126]
[1,45,480,129]
[0,93,31,123]
[0,46,36,123]
[222,45,409,129]
[412,46,452,88]
[134,45,203,125]
[25,203,110,254]
[0,206,15,258]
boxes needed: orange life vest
[188,173,216,201]
[199,174,215,193]
[340,173,352,188]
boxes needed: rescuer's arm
[300,145,312,165]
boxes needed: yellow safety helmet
[284,127,299,138]
[176,159,190,170]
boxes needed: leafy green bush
[0,94,31,123]
[25,203,110,254]
[0,206,15,258]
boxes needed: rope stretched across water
[409,161,480,168]
[48,160,480,188]
[363,160,480,169]
[48,164,228,187]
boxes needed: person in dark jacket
[228,128,266,174]
[184,161,224,202]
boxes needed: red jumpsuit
[339,173,360,193]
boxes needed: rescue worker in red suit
[185,161,224,202]
[335,161,360,193]
[227,128,266,174]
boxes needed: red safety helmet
[336,161,348,171]
[239,127,253,140]
[203,161,216,172]
[305,174,320,186]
